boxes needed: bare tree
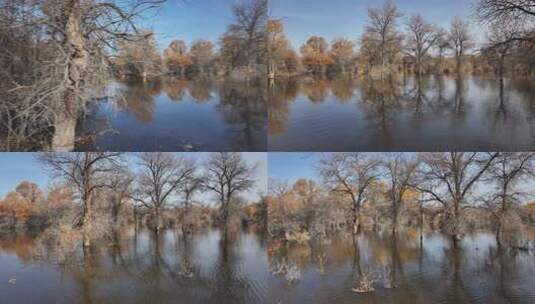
[108,168,134,227]
[133,152,196,233]
[39,152,123,247]
[190,39,215,75]
[481,20,525,80]
[481,152,534,246]
[363,0,403,78]
[474,0,535,24]
[267,19,292,79]
[474,0,535,50]
[435,28,450,73]
[318,153,380,235]
[405,14,439,75]
[448,17,473,74]
[0,0,165,150]
[117,30,162,81]
[203,152,256,238]
[383,153,419,234]
[178,173,202,234]
[267,177,291,236]
[415,152,498,246]
[220,0,268,74]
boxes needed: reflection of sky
[0,153,267,204]
[140,0,479,50]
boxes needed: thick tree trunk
[55,1,88,151]
[51,111,76,151]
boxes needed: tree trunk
[495,221,503,248]
[222,203,229,239]
[51,111,76,151]
[82,194,93,248]
[268,59,275,80]
[419,203,424,242]
[456,54,462,75]
[56,1,88,151]
[392,198,398,234]
[353,205,360,235]
[133,207,139,233]
[154,206,162,233]
[112,199,120,226]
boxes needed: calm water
[77,79,267,151]
[267,232,535,304]
[268,76,535,151]
[0,229,270,304]
[2,230,533,303]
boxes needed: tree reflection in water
[0,230,534,303]
[266,231,535,304]
[0,228,269,304]
[77,79,266,151]
[269,75,535,151]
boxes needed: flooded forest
[1,0,535,151]
[1,0,535,303]
[1,152,535,304]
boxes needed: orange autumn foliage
[300,36,333,74]
[0,192,36,222]
[0,182,73,225]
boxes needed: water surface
[0,228,269,304]
[77,79,267,151]
[269,76,535,151]
[2,230,533,303]
[267,232,535,304]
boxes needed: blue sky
[0,153,267,204]
[143,0,237,49]
[270,0,474,47]
[268,152,535,204]
[142,0,476,50]
[268,152,321,183]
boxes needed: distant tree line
[0,153,265,250]
[267,0,535,79]
[113,0,268,81]
[268,152,535,249]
